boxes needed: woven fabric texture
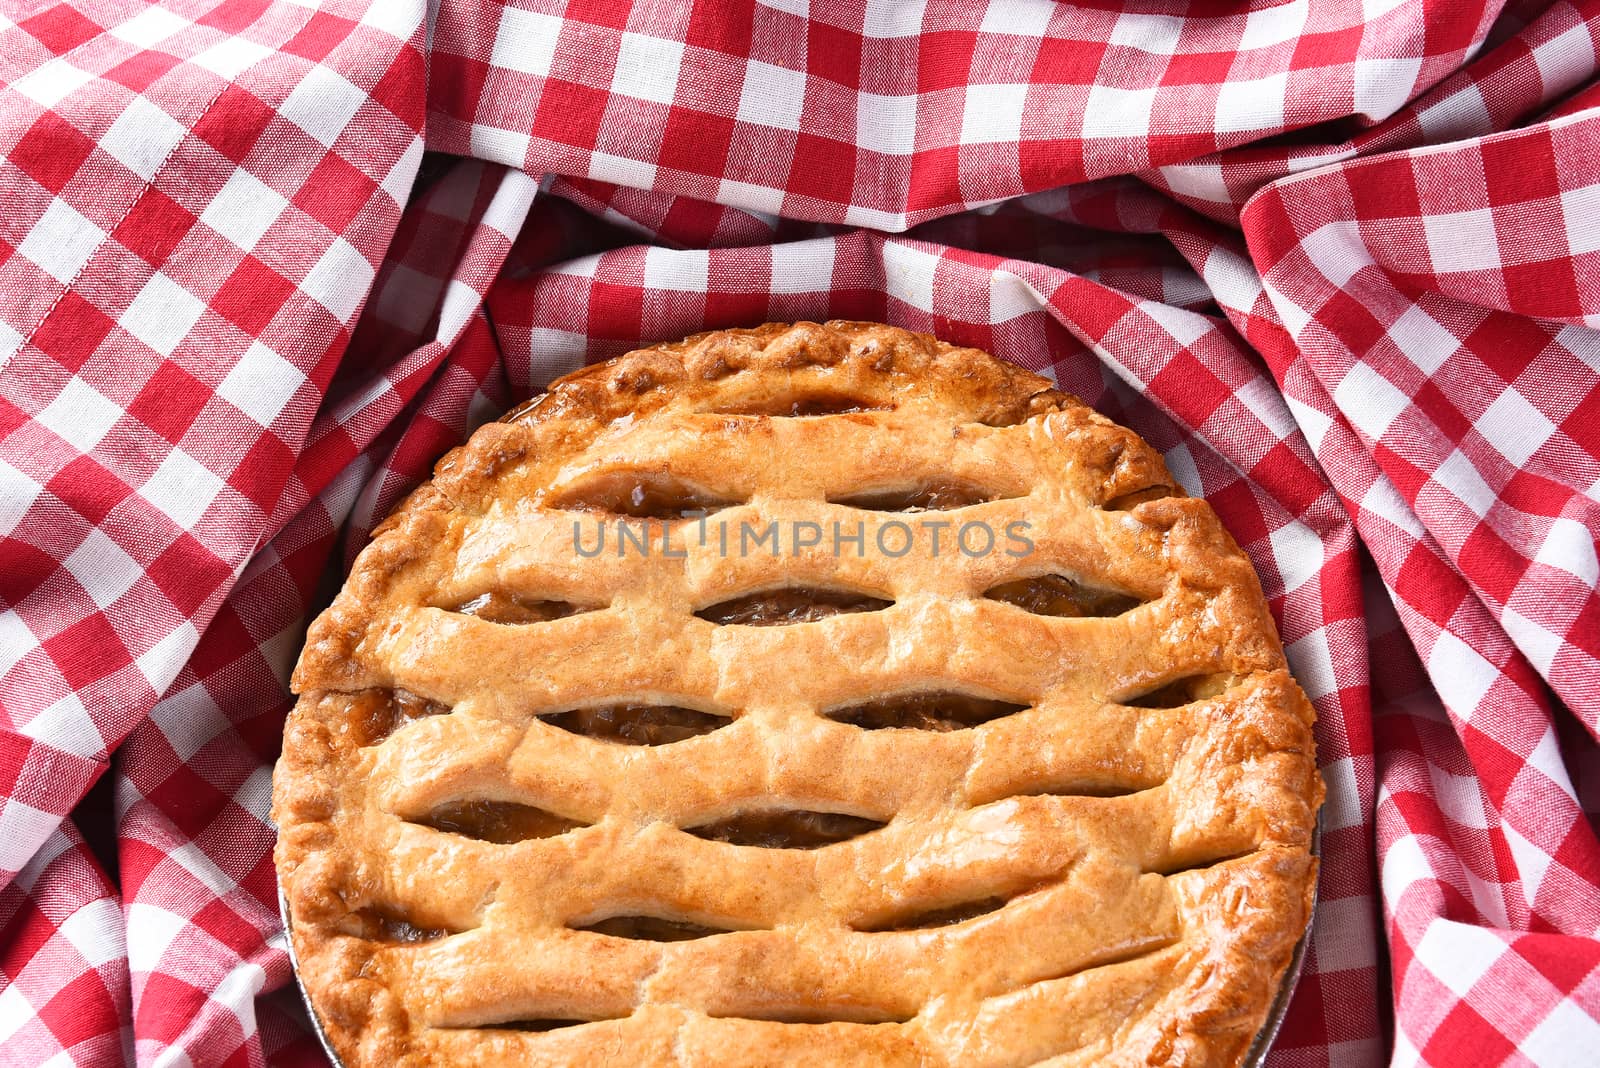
[1,1,1598,1065]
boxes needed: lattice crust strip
[273,322,1323,1068]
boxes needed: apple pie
[272,320,1323,1067]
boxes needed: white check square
[1267,519,1322,595]
[1387,304,1458,374]
[1215,72,1289,133]
[121,273,206,357]
[961,84,1027,144]
[470,124,532,166]
[978,0,1054,37]
[717,177,786,216]
[201,169,290,253]
[613,33,685,105]
[0,800,61,874]
[64,528,142,611]
[0,319,21,371]
[738,60,808,132]
[1356,56,1424,121]
[0,612,34,682]
[884,242,939,312]
[135,619,199,696]
[1561,182,1600,256]
[109,7,187,47]
[1427,629,1499,718]
[99,98,189,182]
[1334,363,1411,443]
[491,8,563,76]
[192,38,273,80]
[1432,448,1497,520]
[1108,13,1182,54]
[21,694,104,761]
[1523,1000,1600,1068]
[863,0,926,38]
[589,150,657,190]
[1423,208,1499,273]
[437,279,481,341]
[1412,920,1508,1000]
[58,899,123,968]
[1082,84,1157,138]
[37,377,123,453]
[11,58,93,108]
[18,199,105,285]
[1536,515,1598,585]
[301,238,375,323]
[643,247,710,292]
[280,65,367,148]
[768,238,834,293]
[857,92,919,154]
[1240,0,1307,49]
[1301,221,1372,288]
[140,447,224,528]
[0,458,39,538]
[19,198,107,286]
[1476,389,1556,467]
[217,341,307,427]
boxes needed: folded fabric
[0,1,1596,1065]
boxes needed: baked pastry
[272,321,1322,1067]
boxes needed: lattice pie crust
[272,321,1323,1067]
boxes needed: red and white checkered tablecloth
[1,0,1597,1064]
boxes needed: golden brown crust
[272,321,1322,1068]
